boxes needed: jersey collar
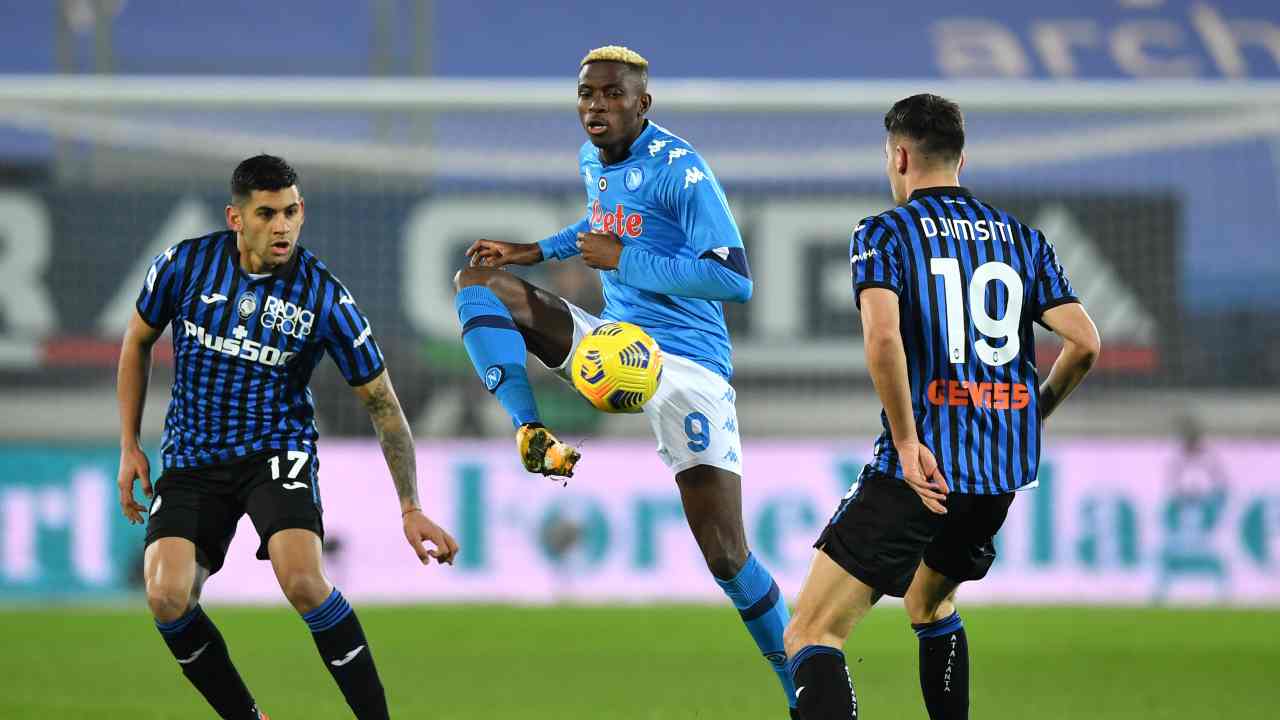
[223,231,302,284]
[909,186,972,201]
[598,120,657,167]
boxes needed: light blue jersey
[538,121,752,379]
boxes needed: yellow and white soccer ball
[571,322,663,413]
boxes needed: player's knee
[280,572,332,613]
[904,592,955,625]
[145,580,193,623]
[453,267,477,291]
[783,612,826,657]
[454,266,500,292]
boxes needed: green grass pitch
[4,604,1277,718]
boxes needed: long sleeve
[617,147,751,302]
[537,216,590,262]
[617,245,752,302]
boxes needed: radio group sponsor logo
[261,296,314,339]
[182,319,296,367]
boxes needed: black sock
[788,645,857,719]
[156,605,259,719]
[913,611,969,720]
[303,589,389,720]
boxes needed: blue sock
[715,552,797,708]
[455,285,540,427]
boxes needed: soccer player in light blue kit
[453,46,798,717]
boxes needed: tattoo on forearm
[363,381,419,506]
[1039,384,1059,421]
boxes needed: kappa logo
[667,148,691,165]
[584,167,593,186]
[683,167,707,189]
[647,138,671,157]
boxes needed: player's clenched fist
[117,445,153,525]
[465,239,543,268]
[576,231,624,270]
[402,509,460,566]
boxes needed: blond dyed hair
[581,45,649,70]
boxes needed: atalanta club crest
[237,291,258,319]
[625,167,643,191]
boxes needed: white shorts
[543,301,744,476]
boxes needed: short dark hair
[884,94,964,165]
[230,154,298,204]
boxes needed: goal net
[0,76,1277,437]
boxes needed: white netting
[1,77,1277,438]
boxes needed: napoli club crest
[484,365,505,392]
[625,167,643,191]
[237,291,258,319]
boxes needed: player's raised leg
[905,562,966,720]
[268,529,389,720]
[677,465,798,714]
[145,538,263,719]
[783,550,878,719]
[453,265,580,475]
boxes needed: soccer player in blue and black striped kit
[116,155,459,719]
[783,95,1101,719]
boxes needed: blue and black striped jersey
[852,187,1078,494]
[137,231,384,469]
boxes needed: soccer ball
[571,322,663,413]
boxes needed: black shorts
[144,450,324,574]
[815,467,1014,598]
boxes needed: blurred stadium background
[1,1,1278,718]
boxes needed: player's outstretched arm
[353,371,460,566]
[861,288,949,514]
[116,310,164,524]
[1038,302,1101,421]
